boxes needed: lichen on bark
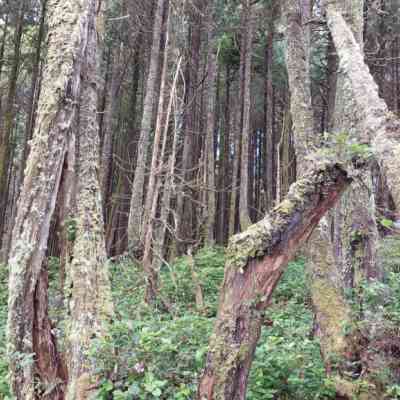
[198,162,351,399]
[7,0,94,397]
[326,4,400,211]
[64,0,114,398]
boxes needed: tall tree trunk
[285,0,316,175]
[141,9,171,302]
[229,4,250,236]
[65,1,114,396]
[285,2,373,397]
[264,7,275,210]
[1,0,47,263]
[7,0,108,397]
[0,12,9,88]
[6,0,88,398]
[197,3,400,399]
[20,0,47,183]
[204,2,218,244]
[228,85,241,237]
[219,66,232,244]
[175,2,202,254]
[127,0,168,253]
[330,0,380,287]
[0,0,25,249]
[239,1,254,231]
[326,3,400,210]
[101,45,122,220]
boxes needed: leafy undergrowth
[93,250,336,400]
[1,242,399,399]
[0,266,11,399]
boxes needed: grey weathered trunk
[7,0,92,397]
[330,0,380,287]
[141,9,171,302]
[229,87,241,236]
[285,4,359,395]
[326,3,400,212]
[285,0,316,176]
[239,1,254,231]
[64,1,114,398]
[127,0,167,253]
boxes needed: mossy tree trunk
[7,0,113,398]
[64,1,114,396]
[330,0,380,288]
[326,3,400,213]
[197,162,351,400]
[6,0,92,396]
[285,0,316,176]
[285,3,362,397]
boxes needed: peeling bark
[7,0,94,396]
[197,162,351,400]
[64,0,114,397]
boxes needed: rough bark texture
[197,162,351,400]
[64,1,114,398]
[329,0,380,289]
[284,3,362,396]
[326,4,400,211]
[33,267,66,399]
[7,0,92,397]
[285,0,316,176]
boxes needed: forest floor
[1,240,400,399]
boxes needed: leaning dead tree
[197,3,400,399]
[197,161,351,399]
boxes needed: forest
[0,0,400,398]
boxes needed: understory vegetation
[1,239,400,399]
